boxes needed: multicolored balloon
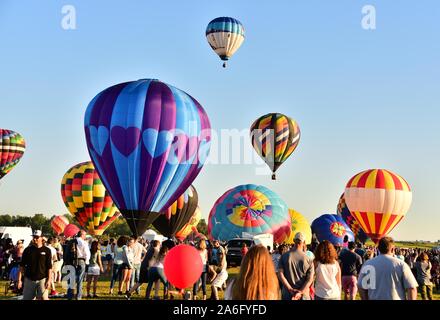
[337,193,368,243]
[311,214,354,246]
[176,206,202,241]
[206,17,245,68]
[51,215,69,235]
[344,169,412,244]
[84,79,211,236]
[286,209,312,245]
[153,185,198,238]
[208,184,291,243]
[0,129,26,180]
[61,161,121,236]
[250,113,300,180]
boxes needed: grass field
[1,266,439,300]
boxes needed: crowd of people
[0,229,439,301]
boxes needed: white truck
[0,226,33,247]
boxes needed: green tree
[197,219,208,236]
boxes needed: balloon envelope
[176,206,202,241]
[51,215,69,235]
[0,129,26,180]
[250,113,300,179]
[64,224,80,238]
[286,209,312,245]
[337,193,368,243]
[206,17,245,66]
[344,169,412,244]
[61,161,121,236]
[311,214,354,246]
[84,79,211,236]
[164,244,203,289]
[153,185,198,238]
[208,184,291,243]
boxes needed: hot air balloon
[84,79,211,236]
[337,193,368,243]
[206,17,245,68]
[286,209,312,245]
[0,129,26,180]
[250,113,300,180]
[311,214,354,246]
[208,184,291,243]
[153,185,198,238]
[176,206,202,241]
[61,161,121,236]
[64,224,80,238]
[344,169,412,244]
[51,215,69,235]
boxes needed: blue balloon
[311,214,354,246]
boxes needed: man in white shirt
[66,230,91,300]
[358,237,418,300]
[130,235,147,294]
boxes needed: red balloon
[64,224,80,238]
[164,244,203,289]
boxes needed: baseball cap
[32,230,42,237]
[294,232,305,243]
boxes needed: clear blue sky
[0,0,439,241]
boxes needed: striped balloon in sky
[206,17,245,67]
[61,161,121,236]
[344,169,412,244]
[250,113,300,180]
[84,79,211,236]
[0,129,26,180]
[208,184,291,243]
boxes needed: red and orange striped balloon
[344,169,412,244]
[51,215,69,235]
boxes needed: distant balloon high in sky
[153,185,198,238]
[250,113,300,180]
[344,169,412,244]
[0,129,26,180]
[337,193,368,243]
[311,214,354,246]
[61,161,121,236]
[84,79,211,236]
[206,17,245,68]
[208,184,291,243]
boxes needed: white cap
[32,230,42,237]
[294,232,305,243]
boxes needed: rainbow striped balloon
[337,193,368,243]
[344,169,412,244]
[208,184,291,243]
[250,113,300,180]
[0,129,26,180]
[61,161,121,236]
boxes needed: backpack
[63,239,78,266]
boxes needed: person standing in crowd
[210,249,228,300]
[342,235,349,250]
[339,241,363,300]
[106,238,115,275]
[65,230,91,300]
[193,240,209,300]
[109,236,125,295]
[145,245,169,300]
[314,240,341,300]
[120,237,135,295]
[415,252,433,300]
[272,244,288,270]
[126,240,161,299]
[46,237,59,296]
[130,236,147,295]
[225,245,279,300]
[358,237,418,300]
[86,240,104,298]
[241,243,249,261]
[51,237,63,284]
[18,230,52,300]
[355,243,365,261]
[278,232,314,300]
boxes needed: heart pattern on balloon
[143,129,174,157]
[111,126,142,157]
[88,126,109,156]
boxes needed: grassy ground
[1,266,439,300]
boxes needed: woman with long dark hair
[86,240,103,298]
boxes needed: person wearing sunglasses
[17,230,53,300]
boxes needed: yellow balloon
[286,209,312,245]
[176,207,202,240]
